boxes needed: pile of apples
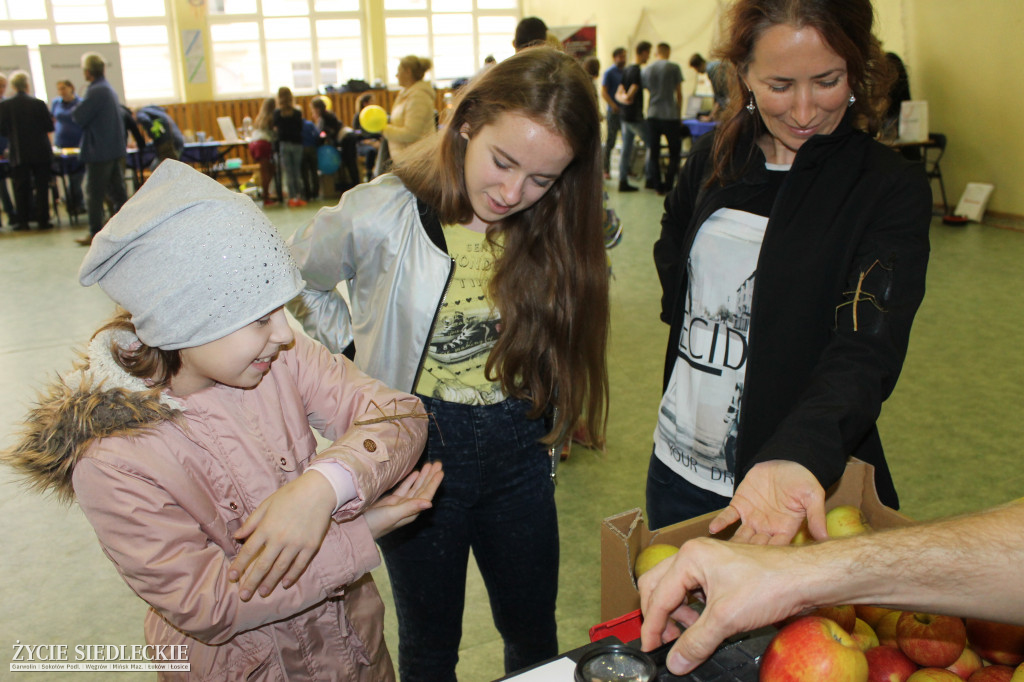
[760,506,1024,682]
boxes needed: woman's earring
[848,93,856,108]
[746,93,756,114]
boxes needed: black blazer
[0,93,54,166]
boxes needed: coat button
[363,439,377,453]
[279,457,287,466]
[229,501,238,511]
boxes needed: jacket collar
[737,111,860,184]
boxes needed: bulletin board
[39,43,126,106]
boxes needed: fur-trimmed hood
[2,329,184,504]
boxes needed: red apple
[877,611,904,647]
[907,670,965,682]
[760,615,869,682]
[852,618,881,652]
[965,619,1024,666]
[967,666,1015,682]
[897,612,967,668]
[866,645,918,682]
[946,645,983,680]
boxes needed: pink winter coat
[8,330,427,681]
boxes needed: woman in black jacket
[647,0,931,541]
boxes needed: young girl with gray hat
[3,160,440,681]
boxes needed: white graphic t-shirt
[653,162,787,495]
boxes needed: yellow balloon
[359,104,388,134]
[314,95,332,112]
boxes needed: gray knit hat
[79,160,305,350]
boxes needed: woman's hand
[228,471,337,601]
[365,461,444,539]
[708,460,827,545]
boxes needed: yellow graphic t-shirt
[415,224,505,405]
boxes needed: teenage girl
[3,160,441,681]
[288,47,609,680]
[248,97,277,206]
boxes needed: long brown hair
[395,47,609,446]
[254,97,275,131]
[93,309,181,388]
[709,0,895,185]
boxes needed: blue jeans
[645,451,731,530]
[618,119,649,186]
[278,141,303,200]
[378,395,559,681]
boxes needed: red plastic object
[589,609,643,643]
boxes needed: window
[382,0,517,87]
[208,0,366,97]
[0,0,178,104]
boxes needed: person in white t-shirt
[648,0,931,541]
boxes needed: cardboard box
[600,459,915,621]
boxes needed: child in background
[3,160,440,681]
[248,97,277,206]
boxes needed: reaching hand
[227,471,337,601]
[708,460,827,545]
[365,461,444,539]
[639,538,804,675]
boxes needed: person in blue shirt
[51,79,86,215]
[300,117,319,200]
[135,104,185,164]
[600,47,627,180]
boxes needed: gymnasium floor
[1,180,1021,680]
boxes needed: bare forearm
[802,501,1024,623]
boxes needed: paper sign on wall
[898,100,929,143]
[183,30,208,85]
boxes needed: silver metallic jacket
[288,174,565,478]
[288,174,453,394]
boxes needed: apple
[858,606,900,629]
[1011,663,1024,682]
[946,645,983,679]
[967,666,1015,682]
[760,616,869,682]
[826,505,872,538]
[633,543,677,579]
[877,611,905,647]
[809,605,858,634]
[791,519,815,545]
[865,645,918,682]
[907,670,965,682]
[852,618,881,652]
[964,619,1024,666]
[897,612,967,668]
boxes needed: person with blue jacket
[51,79,86,215]
[72,52,127,246]
[135,104,185,164]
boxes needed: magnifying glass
[574,643,657,682]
